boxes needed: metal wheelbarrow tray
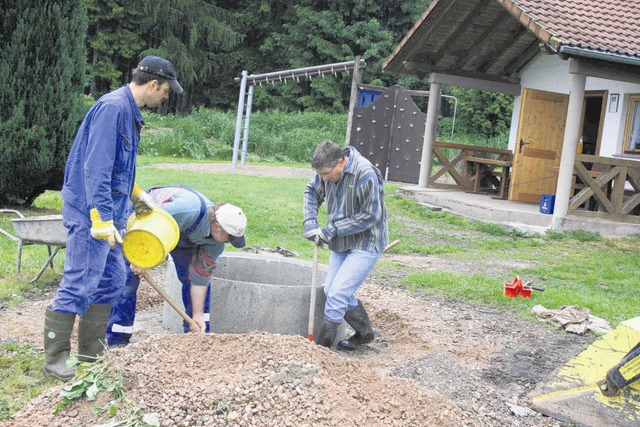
[0,209,67,283]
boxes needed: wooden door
[509,88,569,202]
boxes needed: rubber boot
[78,304,112,363]
[317,320,340,348]
[338,300,374,351]
[43,307,77,381]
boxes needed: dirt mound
[6,333,473,427]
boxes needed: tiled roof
[383,0,640,78]
[512,0,640,59]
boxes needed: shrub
[141,109,347,162]
[0,1,87,206]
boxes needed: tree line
[82,0,432,114]
[0,0,513,206]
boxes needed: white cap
[216,203,247,248]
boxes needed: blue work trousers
[52,203,126,315]
[107,246,211,346]
[323,249,381,323]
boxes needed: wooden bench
[465,156,512,199]
[430,142,514,198]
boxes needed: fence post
[344,56,363,146]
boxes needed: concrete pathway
[397,186,640,237]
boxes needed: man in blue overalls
[107,186,247,347]
[43,56,183,381]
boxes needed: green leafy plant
[55,355,159,427]
[55,357,124,414]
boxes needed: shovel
[306,239,400,342]
[307,243,320,342]
[141,271,200,332]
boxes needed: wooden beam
[429,72,521,95]
[383,0,459,72]
[571,162,614,212]
[454,11,512,70]
[502,40,540,75]
[483,26,531,75]
[428,1,489,67]
[622,193,640,215]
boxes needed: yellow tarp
[530,317,640,426]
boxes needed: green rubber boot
[43,307,76,381]
[78,304,112,363]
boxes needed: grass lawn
[1,157,638,323]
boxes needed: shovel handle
[384,239,400,253]
[307,243,319,342]
[523,280,545,292]
[142,272,200,332]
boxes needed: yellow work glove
[131,183,155,216]
[90,208,123,248]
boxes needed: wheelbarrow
[0,209,67,283]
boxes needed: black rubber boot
[78,304,112,363]
[338,300,374,351]
[317,320,341,348]
[43,307,77,381]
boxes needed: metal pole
[234,59,365,86]
[232,70,248,168]
[241,85,255,166]
[441,94,457,142]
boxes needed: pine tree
[0,0,87,206]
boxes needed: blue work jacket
[61,85,143,229]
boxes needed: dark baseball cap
[137,55,183,94]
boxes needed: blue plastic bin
[540,194,556,214]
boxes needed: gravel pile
[6,333,476,426]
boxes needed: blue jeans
[323,249,381,323]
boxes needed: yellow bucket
[122,208,180,269]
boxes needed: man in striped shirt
[303,140,388,350]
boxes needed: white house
[382,0,640,226]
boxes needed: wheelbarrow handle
[0,209,24,243]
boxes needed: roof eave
[557,45,640,67]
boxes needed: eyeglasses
[318,163,338,177]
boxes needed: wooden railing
[430,141,513,198]
[569,154,640,223]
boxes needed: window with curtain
[624,94,640,153]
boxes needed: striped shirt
[303,146,388,253]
